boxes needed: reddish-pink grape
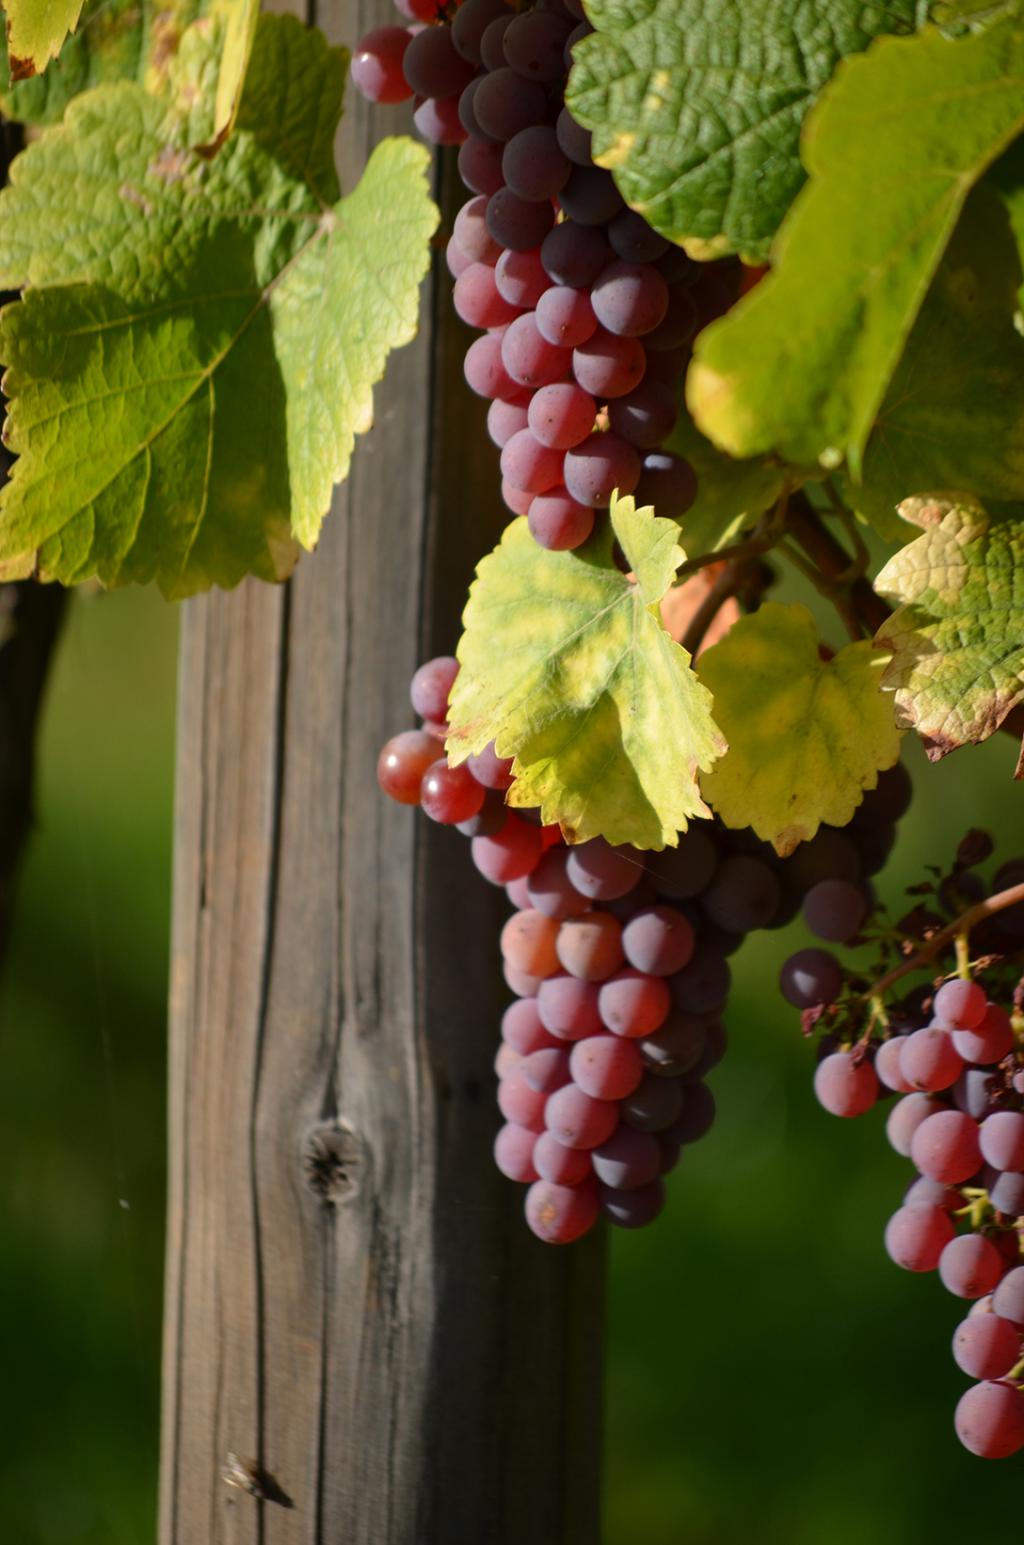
[886,1093,948,1157]
[572,330,646,398]
[351,26,414,104]
[520,1046,572,1094]
[556,912,625,981]
[454,262,523,329]
[528,382,596,449]
[454,196,502,264]
[565,839,641,900]
[562,432,641,506]
[377,729,443,805]
[953,1003,1014,1066]
[502,313,572,387]
[955,1380,1024,1458]
[533,1129,593,1185]
[875,1036,915,1094]
[526,847,590,919]
[599,969,671,1038]
[471,813,544,883]
[493,1122,539,1182]
[884,1204,955,1271]
[464,332,518,398]
[413,94,467,148]
[494,247,551,309]
[899,1027,964,1093]
[525,1177,599,1243]
[500,428,565,493]
[570,1033,644,1100]
[934,978,988,1031]
[939,1233,1006,1299]
[502,997,559,1055]
[911,1109,983,1184]
[980,1111,1024,1172]
[813,1051,879,1118]
[621,905,695,976]
[500,907,561,978]
[466,740,514,790]
[487,396,530,448]
[528,489,595,551]
[420,759,486,825]
[535,285,599,347]
[537,972,603,1040]
[591,260,669,337]
[953,1314,1021,1380]
[993,1266,1024,1326]
[410,655,459,723]
[545,1084,619,1149]
[497,1065,548,1131]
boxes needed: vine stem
[679,562,747,657]
[864,880,1024,1000]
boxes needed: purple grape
[608,379,678,449]
[802,879,868,943]
[559,165,624,225]
[486,186,555,251]
[646,829,719,899]
[700,854,780,934]
[637,1011,707,1078]
[592,1125,662,1189]
[954,1067,998,1121]
[452,0,511,63]
[458,134,505,196]
[502,8,571,80]
[403,25,476,97]
[473,66,548,140]
[598,1178,666,1228]
[555,105,592,166]
[669,1081,716,1143]
[785,828,862,889]
[671,947,730,1015]
[562,432,641,506]
[502,125,571,201]
[541,222,612,288]
[779,948,842,1008]
[494,247,551,308]
[643,286,699,351]
[621,906,695,976]
[634,451,698,518]
[591,260,670,337]
[621,1071,683,1132]
[500,428,564,493]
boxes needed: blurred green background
[0,581,1020,1543]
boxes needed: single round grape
[526,847,590,919]
[502,997,558,1056]
[780,948,842,1009]
[495,1041,522,1080]
[446,236,473,280]
[541,222,611,289]
[702,854,780,934]
[621,905,695,976]
[525,1177,599,1243]
[980,1111,1024,1173]
[606,210,669,264]
[620,1071,683,1132]
[646,830,719,899]
[454,261,523,329]
[502,125,571,201]
[351,26,414,104]
[953,1003,1014,1066]
[505,477,533,516]
[899,1026,964,1093]
[592,260,670,337]
[990,1170,1024,1217]
[562,432,641,507]
[451,0,510,62]
[565,838,641,900]
[376,729,442,805]
[884,1203,955,1271]
[497,1065,548,1130]
[555,104,592,166]
[592,1126,661,1189]
[545,1084,619,1149]
[905,1175,962,1211]
[500,428,564,494]
[599,1178,666,1228]
[559,164,624,225]
[681,1019,726,1084]
[487,396,530,448]
[402,24,475,98]
[802,879,868,943]
[875,1036,915,1094]
[458,132,506,195]
[643,287,699,351]
[502,313,571,387]
[500,908,561,979]
[456,787,507,837]
[955,1380,1024,1458]
[886,1092,947,1157]
[993,1265,1024,1326]
[473,66,548,141]
[533,1129,593,1185]
[814,1051,879,1118]
[504,960,541,998]
[786,828,862,889]
[486,187,555,252]
[934,978,988,1031]
[953,1315,1021,1380]
[535,285,598,347]
[556,911,625,982]
[413,94,467,147]
[570,1033,644,1100]
[464,333,518,399]
[494,247,551,309]
[493,1122,539,1182]
[471,813,544,883]
[479,11,515,70]
[599,969,671,1038]
[572,331,646,398]
[939,1232,1006,1299]
[607,379,678,449]
[634,451,698,519]
[911,1109,983,1184]
[420,759,486,824]
[466,740,514,790]
[528,382,596,449]
[520,1046,572,1095]
[954,1066,998,1121]
[537,972,603,1040]
[668,1081,716,1144]
[503,7,571,79]
[671,948,731,1016]
[528,489,595,551]
[410,655,458,723]
[637,1011,707,1078]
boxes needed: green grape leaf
[0,14,438,597]
[874,498,1024,756]
[697,602,903,853]
[445,497,727,851]
[846,190,1024,536]
[193,0,260,154]
[688,19,1024,474]
[3,0,85,80]
[667,409,789,557]
[565,0,927,262]
[0,0,206,125]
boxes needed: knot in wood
[303,1120,364,1204]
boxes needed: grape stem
[865,880,1024,999]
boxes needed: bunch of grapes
[377,654,913,1244]
[802,857,1024,1457]
[351,0,735,552]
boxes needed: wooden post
[158,3,606,1540]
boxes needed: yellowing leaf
[4,0,84,80]
[697,602,903,853]
[193,0,259,154]
[874,497,1024,756]
[446,496,726,850]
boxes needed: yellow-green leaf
[697,602,903,853]
[446,496,726,850]
[4,0,84,80]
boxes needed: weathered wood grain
[159,4,606,1541]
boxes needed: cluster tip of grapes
[350,0,744,553]
[377,655,911,1245]
[801,848,1024,1460]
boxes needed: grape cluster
[811,970,1024,1457]
[351,0,736,552]
[377,654,912,1244]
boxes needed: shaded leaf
[874,497,1024,756]
[697,601,903,852]
[446,496,726,850]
